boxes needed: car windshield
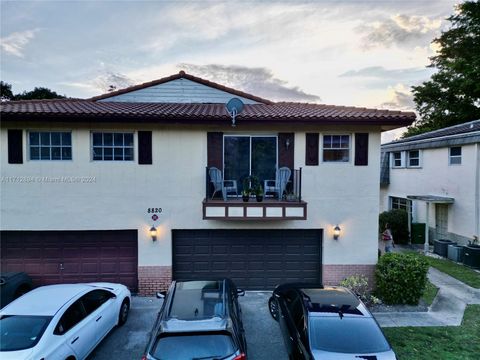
[0,315,52,351]
[152,332,236,360]
[309,317,390,354]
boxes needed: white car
[0,283,131,360]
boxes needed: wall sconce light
[150,225,157,241]
[333,225,341,240]
[285,138,291,149]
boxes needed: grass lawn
[408,251,480,289]
[384,305,480,360]
[422,280,438,306]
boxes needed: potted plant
[255,185,264,202]
[242,177,252,202]
[285,192,298,202]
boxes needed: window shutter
[278,133,294,169]
[305,133,319,166]
[354,133,369,166]
[8,129,23,164]
[138,131,152,165]
[207,132,223,169]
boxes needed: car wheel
[118,299,130,326]
[268,297,279,321]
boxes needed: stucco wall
[380,144,479,240]
[1,124,382,268]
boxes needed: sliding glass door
[224,135,277,193]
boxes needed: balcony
[203,168,307,220]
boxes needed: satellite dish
[226,98,244,127]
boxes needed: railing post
[298,167,302,202]
[205,166,209,202]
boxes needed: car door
[278,290,299,357]
[54,299,96,359]
[229,285,246,352]
[80,289,118,344]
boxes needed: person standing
[382,223,394,253]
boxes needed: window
[323,135,350,162]
[92,132,134,161]
[81,290,114,315]
[407,150,421,167]
[390,197,412,213]
[391,151,404,168]
[449,147,462,165]
[54,300,86,335]
[29,131,72,160]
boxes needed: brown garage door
[0,230,138,291]
[173,229,322,290]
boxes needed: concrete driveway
[89,291,288,360]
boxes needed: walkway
[374,267,480,327]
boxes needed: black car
[143,279,247,360]
[268,283,396,360]
[0,272,32,308]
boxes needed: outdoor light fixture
[150,225,157,241]
[333,225,341,240]
[285,138,291,149]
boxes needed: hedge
[379,209,409,244]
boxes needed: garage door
[0,230,138,291]
[173,229,322,290]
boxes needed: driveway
[90,291,288,360]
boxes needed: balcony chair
[264,167,291,200]
[208,167,238,201]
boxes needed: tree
[0,82,66,101]
[404,1,480,137]
[0,81,14,101]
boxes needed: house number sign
[147,208,162,222]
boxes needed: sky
[0,0,460,142]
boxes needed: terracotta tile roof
[1,99,415,126]
[89,71,274,104]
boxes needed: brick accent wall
[138,266,172,296]
[323,264,376,288]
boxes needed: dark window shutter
[278,133,294,169]
[207,132,223,169]
[138,131,152,165]
[354,133,369,166]
[8,129,23,164]
[305,133,319,166]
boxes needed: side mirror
[237,289,245,297]
[156,291,167,299]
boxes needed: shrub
[379,209,409,244]
[375,253,429,305]
[340,275,380,306]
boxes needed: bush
[379,209,409,244]
[340,275,380,306]
[375,253,429,305]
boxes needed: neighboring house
[380,120,480,247]
[0,71,414,295]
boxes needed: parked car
[0,272,33,309]
[268,283,396,360]
[143,279,247,360]
[0,283,131,360]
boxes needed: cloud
[339,66,427,79]
[381,83,415,110]
[0,29,38,57]
[91,71,135,93]
[178,63,321,102]
[359,14,442,48]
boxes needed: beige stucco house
[1,71,414,295]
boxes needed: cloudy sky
[1,0,459,141]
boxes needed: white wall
[380,144,479,240]
[100,78,260,104]
[1,124,382,268]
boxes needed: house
[0,71,414,295]
[380,120,480,249]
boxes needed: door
[435,204,449,239]
[224,136,277,193]
[80,290,118,344]
[173,229,322,290]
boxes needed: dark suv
[143,279,247,360]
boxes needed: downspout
[475,143,480,240]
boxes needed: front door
[224,136,277,193]
[435,204,448,239]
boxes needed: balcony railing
[203,167,306,220]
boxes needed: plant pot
[463,245,480,269]
[256,195,263,202]
[242,195,250,202]
[433,239,455,257]
[447,244,464,262]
